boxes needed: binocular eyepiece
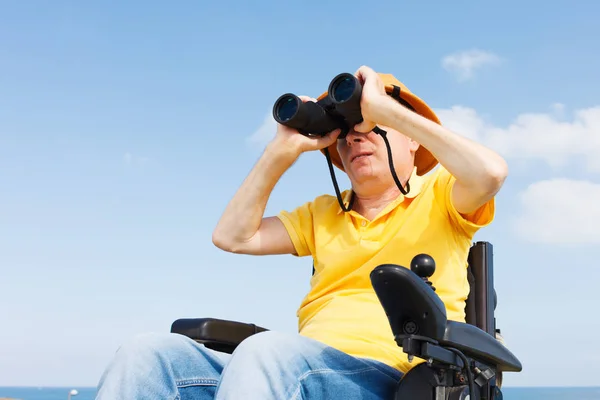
[272,73,363,138]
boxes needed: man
[95,66,508,399]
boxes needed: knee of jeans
[115,332,193,360]
[231,331,312,366]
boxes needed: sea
[1,386,599,399]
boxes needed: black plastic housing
[272,72,364,138]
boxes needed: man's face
[336,127,419,187]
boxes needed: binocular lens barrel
[329,73,360,103]
[273,94,299,123]
[272,93,339,135]
[272,72,363,136]
[328,73,363,126]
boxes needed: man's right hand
[213,95,340,256]
[269,95,341,160]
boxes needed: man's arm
[375,98,507,215]
[212,101,340,256]
[212,143,298,255]
[355,66,507,215]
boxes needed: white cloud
[247,112,277,147]
[513,179,600,245]
[435,104,600,173]
[442,49,501,82]
[435,103,600,244]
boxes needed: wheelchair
[170,241,522,399]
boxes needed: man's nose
[345,131,365,146]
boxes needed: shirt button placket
[358,220,367,243]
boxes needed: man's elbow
[484,157,509,195]
[212,230,249,254]
[212,230,234,253]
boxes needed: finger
[355,65,374,82]
[298,95,318,103]
[354,121,375,134]
[354,67,366,84]
[325,128,342,141]
[316,129,341,146]
[355,65,370,75]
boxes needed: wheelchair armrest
[171,317,268,354]
[441,321,522,372]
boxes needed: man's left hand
[352,65,391,133]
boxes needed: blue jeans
[96,330,403,399]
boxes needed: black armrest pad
[171,318,268,354]
[441,321,522,372]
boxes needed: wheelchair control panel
[370,254,522,400]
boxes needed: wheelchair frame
[170,241,522,399]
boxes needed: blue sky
[1,0,599,389]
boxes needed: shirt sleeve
[276,200,315,257]
[433,167,495,237]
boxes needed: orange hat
[317,73,441,176]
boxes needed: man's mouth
[351,152,373,162]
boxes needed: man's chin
[348,164,378,182]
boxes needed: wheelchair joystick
[410,254,436,292]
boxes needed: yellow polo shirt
[277,166,494,373]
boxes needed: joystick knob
[410,254,436,291]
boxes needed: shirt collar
[337,167,424,214]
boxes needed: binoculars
[272,73,363,138]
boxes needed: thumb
[354,120,376,134]
[315,128,341,148]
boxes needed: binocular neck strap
[373,126,411,196]
[324,147,355,212]
[325,126,411,213]
[325,85,414,212]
